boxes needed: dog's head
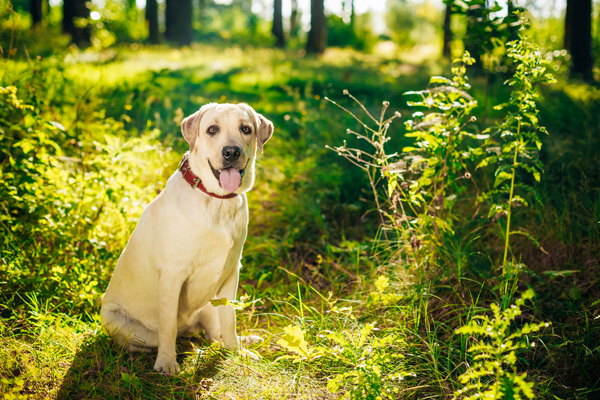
[181,103,273,195]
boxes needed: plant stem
[502,120,521,273]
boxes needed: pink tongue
[219,167,241,192]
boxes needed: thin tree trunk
[272,0,285,48]
[464,0,485,72]
[443,1,452,58]
[306,0,327,54]
[62,0,73,33]
[30,0,43,25]
[568,0,594,80]
[165,0,192,45]
[178,0,193,45]
[290,0,298,38]
[564,0,574,52]
[62,0,90,47]
[165,0,175,40]
[350,0,354,26]
[145,0,160,44]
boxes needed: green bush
[0,60,177,315]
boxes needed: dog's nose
[222,146,241,162]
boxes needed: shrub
[454,289,550,400]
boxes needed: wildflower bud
[465,172,472,179]
[343,89,349,95]
[470,116,477,122]
[395,111,401,117]
[383,101,390,107]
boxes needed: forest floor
[1,44,599,399]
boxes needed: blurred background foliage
[1,0,600,399]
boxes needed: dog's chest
[178,198,247,313]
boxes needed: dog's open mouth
[209,160,246,193]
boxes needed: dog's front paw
[239,335,263,346]
[153,353,180,374]
[239,346,261,361]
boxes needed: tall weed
[323,23,554,400]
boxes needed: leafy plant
[0,68,176,315]
[478,25,556,302]
[0,376,29,400]
[323,322,406,400]
[275,299,409,400]
[401,51,480,236]
[327,52,481,270]
[454,289,550,400]
[275,324,325,363]
[368,276,402,306]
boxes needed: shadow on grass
[57,333,225,399]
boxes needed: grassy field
[1,42,599,399]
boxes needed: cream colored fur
[100,103,273,374]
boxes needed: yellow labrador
[100,103,273,373]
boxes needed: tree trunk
[145,0,160,44]
[165,0,175,41]
[62,0,72,33]
[62,0,90,47]
[464,0,486,71]
[177,0,193,45]
[290,0,298,38]
[30,0,43,26]
[165,0,193,45]
[564,0,574,52]
[568,0,594,80]
[350,0,354,26]
[272,0,285,47]
[306,0,326,54]
[442,1,452,58]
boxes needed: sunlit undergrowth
[1,35,599,400]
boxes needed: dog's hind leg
[189,305,221,342]
[100,303,158,352]
[190,305,262,350]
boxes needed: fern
[454,289,550,399]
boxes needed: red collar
[178,153,238,199]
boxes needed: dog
[100,103,273,373]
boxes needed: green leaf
[494,171,513,188]
[542,270,579,277]
[24,114,36,128]
[210,298,231,307]
[47,121,66,131]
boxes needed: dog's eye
[241,126,251,135]
[207,126,218,135]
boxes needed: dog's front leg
[154,273,183,374]
[217,267,240,352]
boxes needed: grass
[1,42,599,399]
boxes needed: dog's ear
[181,104,215,150]
[181,110,201,150]
[255,113,273,153]
[238,103,273,153]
